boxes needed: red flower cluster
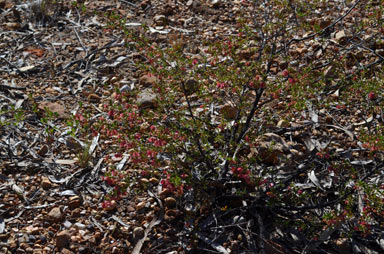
[161,173,176,193]
[147,136,167,147]
[130,151,142,163]
[368,92,376,100]
[216,82,226,89]
[231,167,251,184]
[160,171,184,195]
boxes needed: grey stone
[137,88,157,109]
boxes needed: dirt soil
[0,0,384,253]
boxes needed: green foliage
[0,107,26,127]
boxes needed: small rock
[86,224,94,231]
[60,248,74,254]
[109,76,119,84]
[19,234,29,243]
[296,47,307,55]
[334,30,345,40]
[94,231,102,241]
[211,0,221,8]
[277,119,290,128]
[65,137,82,151]
[87,93,101,103]
[220,103,237,120]
[256,133,289,165]
[133,227,144,240]
[41,176,52,189]
[45,87,57,95]
[269,66,278,74]
[37,145,48,156]
[0,1,6,9]
[19,65,36,73]
[149,177,159,184]
[127,205,135,212]
[136,201,146,210]
[139,74,158,87]
[71,208,81,218]
[153,15,168,26]
[161,3,175,16]
[24,225,40,235]
[137,88,157,109]
[325,116,333,124]
[63,221,72,229]
[28,235,36,243]
[56,231,70,249]
[334,30,347,45]
[39,235,47,244]
[164,197,176,208]
[37,101,67,119]
[68,196,82,210]
[159,189,170,198]
[70,235,81,243]
[166,209,181,217]
[140,0,150,9]
[48,207,63,222]
[88,235,97,244]
[9,239,17,249]
[140,178,149,184]
[74,223,86,230]
[78,247,90,253]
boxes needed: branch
[180,80,215,172]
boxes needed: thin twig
[0,56,26,77]
[181,80,215,172]
[74,28,88,55]
[119,0,137,7]
[0,84,27,91]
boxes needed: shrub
[75,0,384,252]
